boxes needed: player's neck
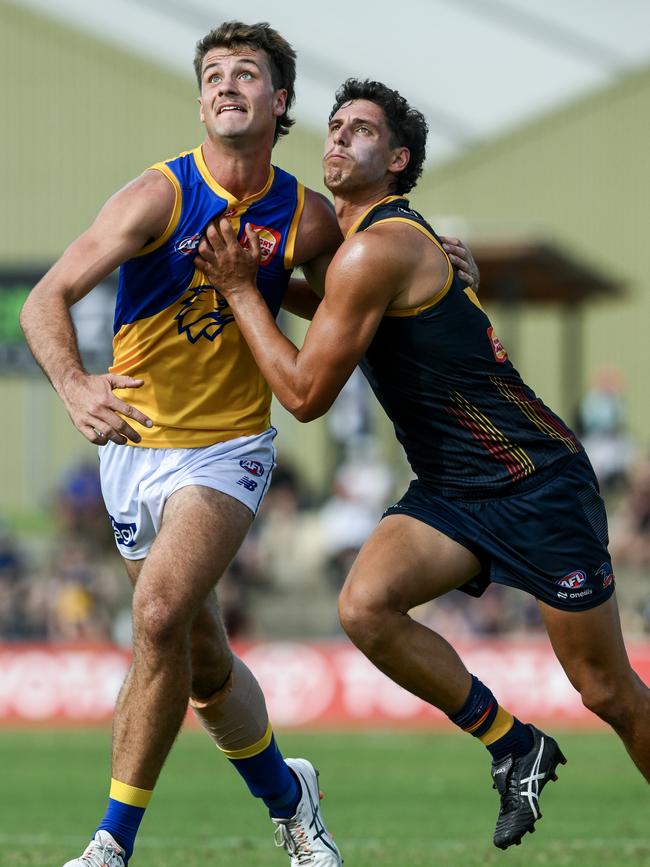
[333,185,398,236]
[201,136,274,202]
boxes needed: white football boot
[272,758,343,866]
[62,830,126,867]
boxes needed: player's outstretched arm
[195,219,403,421]
[439,234,480,290]
[20,171,175,444]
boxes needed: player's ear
[389,146,410,174]
[198,95,206,123]
[272,89,287,117]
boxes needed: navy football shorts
[383,451,615,611]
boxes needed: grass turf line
[0,728,647,866]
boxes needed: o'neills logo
[242,223,282,266]
[487,326,508,363]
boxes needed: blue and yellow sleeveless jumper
[110,146,304,448]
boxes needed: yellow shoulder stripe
[134,163,183,258]
[284,183,305,270]
[345,195,403,239]
[464,287,484,311]
[368,217,453,317]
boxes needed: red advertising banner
[1,640,649,728]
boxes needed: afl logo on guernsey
[487,326,508,363]
[242,224,282,266]
[175,233,202,255]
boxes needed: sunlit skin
[198,47,286,175]
[323,99,409,216]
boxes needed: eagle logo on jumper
[175,286,235,343]
[241,224,282,266]
[487,326,508,363]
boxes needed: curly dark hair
[194,21,296,145]
[329,79,428,194]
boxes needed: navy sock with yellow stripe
[96,779,152,862]
[223,728,300,818]
[449,675,533,762]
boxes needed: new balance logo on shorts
[237,477,258,491]
[109,516,137,547]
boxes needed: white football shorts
[99,427,277,560]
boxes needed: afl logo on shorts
[242,224,281,266]
[175,234,202,255]
[556,570,587,589]
[487,327,508,363]
[239,459,265,477]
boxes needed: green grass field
[0,728,648,867]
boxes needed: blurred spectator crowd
[1,365,650,645]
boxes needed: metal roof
[10,0,650,164]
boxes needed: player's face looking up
[198,46,287,144]
[323,99,410,194]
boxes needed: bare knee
[338,582,390,654]
[133,593,189,653]
[576,668,636,727]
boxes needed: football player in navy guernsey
[196,77,650,850]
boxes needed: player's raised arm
[196,217,404,420]
[20,170,175,444]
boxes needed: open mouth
[218,105,246,115]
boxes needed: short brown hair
[194,21,296,144]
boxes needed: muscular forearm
[227,288,319,420]
[20,289,86,399]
